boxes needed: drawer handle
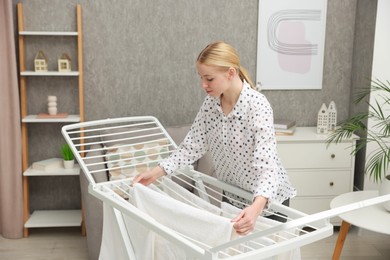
[331,154,336,159]
[329,182,334,187]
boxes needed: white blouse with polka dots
[159,81,296,207]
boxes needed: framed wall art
[256,0,328,90]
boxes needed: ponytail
[239,67,255,90]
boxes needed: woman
[133,41,296,235]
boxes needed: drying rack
[62,116,390,260]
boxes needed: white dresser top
[276,127,359,143]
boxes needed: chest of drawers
[276,127,358,224]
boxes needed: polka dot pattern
[160,81,296,207]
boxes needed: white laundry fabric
[132,183,235,259]
[99,184,168,260]
[161,176,222,215]
[221,202,301,260]
[99,182,300,259]
[99,202,146,260]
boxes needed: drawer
[277,142,354,169]
[288,170,352,196]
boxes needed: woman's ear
[227,67,237,80]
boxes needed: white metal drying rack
[61,116,390,260]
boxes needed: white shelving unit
[17,3,85,237]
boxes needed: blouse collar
[215,80,251,119]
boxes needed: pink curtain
[0,0,24,238]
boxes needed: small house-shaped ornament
[34,50,48,72]
[328,101,337,131]
[58,53,71,72]
[317,103,329,134]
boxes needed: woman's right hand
[132,166,166,186]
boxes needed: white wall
[365,0,390,190]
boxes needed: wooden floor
[301,226,390,260]
[0,228,88,260]
[0,226,389,259]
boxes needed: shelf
[18,3,85,237]
[24,210,82,228]
[22,114,80,123]
[19,31,78,36]
[24,164,80,176]
[20,71,79,76]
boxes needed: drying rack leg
[332,220,351,260]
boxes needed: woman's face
[197,63,230,98]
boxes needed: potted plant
[327,79,390,211]
[60,143,74,169]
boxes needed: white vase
[379,175,390,212]
[63,159,74,169]
[48,95,57,102]
[48,101,57,107]
[48,106,57,115]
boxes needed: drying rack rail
[61,116,390,260]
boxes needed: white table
[330,190,390,260]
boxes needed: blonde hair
[197,41,255,89]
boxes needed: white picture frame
[256,0,328,90]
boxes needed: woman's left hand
[231,196,268,235]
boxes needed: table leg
[332,220,351,260]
